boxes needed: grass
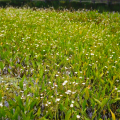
[0,7,120,119]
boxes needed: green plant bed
[0,7,120,119]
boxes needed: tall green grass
[0,7,120,119]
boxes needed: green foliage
[0,7,120,119]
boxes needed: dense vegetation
[0,7,120,119]
[0,0,120,12]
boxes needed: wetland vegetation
[0,7,120,119]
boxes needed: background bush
[0,0,120,12]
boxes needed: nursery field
[0,7,120,120]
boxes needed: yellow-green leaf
[94,98,101,106]
[110,109,116,120]
[85,88,89,100]
[36,78,39,83]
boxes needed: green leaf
[15,96,24,112]
[40,69,43,78]
[30,99,37,110]
[19,76,25,90]
[39,117,49,120]
[71,114,76,120]
[59,103,67,112]
[65,110,71,120]
[26,110,34,119]
[82,100,86,111]
[101,98,109,109]
[94,98,101,106]
[92,109,97,119]
[74,101,80,108]
[25,116,30,120]
[85,88,89,100]
[41,81,45,92]
[13,106,20,119]
[113,98,120,103]
[35,108,41,117]
[65,97,69,107]
[0,61,4,70]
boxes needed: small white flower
[49,81,51,84]
[89,64,92,66]
[55,74,59,77]
[117,90,120,92]
[66,58,69,60]
[70,104,73,107]
[67,90,71,92]
[27,94,31,97]
[79,77,82,79]
[74,72,78,74]
[76,115,80,118]
[65,90,71,94]
[91,53,94,56]
[112,66,116,68]
[54,84,58,87]
[73,82,75,84]
[72,101,74,103]
[20,91,24,93]
[72,91,76,94]
[82,83,85,85]
[115,87,118,90]
[47,102,51,104]
[55,98,60,102]
[116,80,119,82]
[21,95,25,99]
[65,67,68,70]
[6,88,9,90]
[62,80,68,86]
[0,102,3,107]
[45,104,48,106]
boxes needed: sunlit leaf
[110,109,116,120]
[94,98,101,106]
[85,88,89,100]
